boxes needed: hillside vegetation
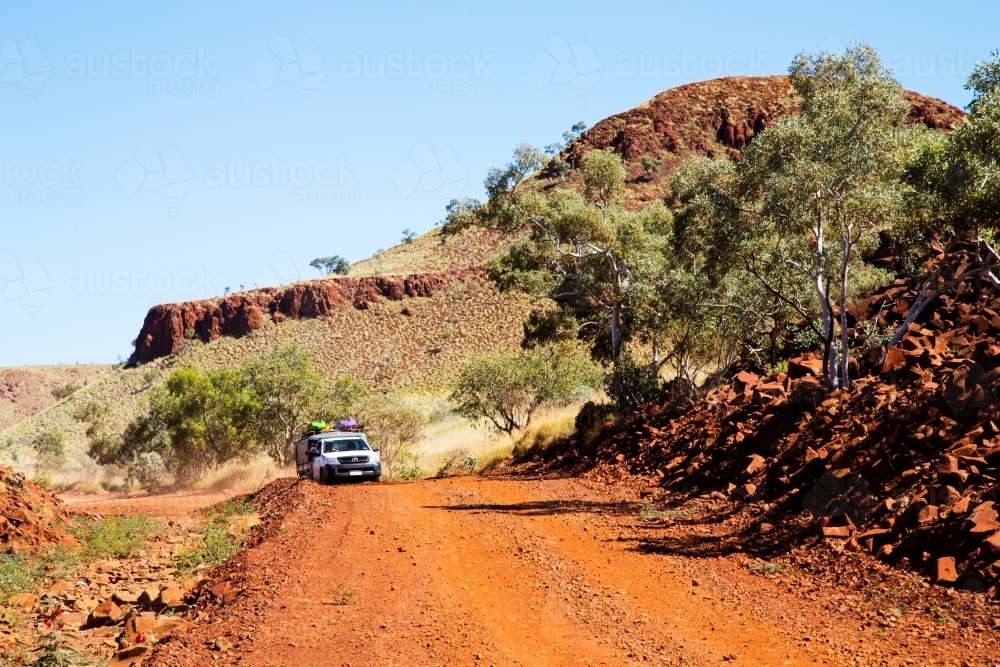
[0,68,965,482]
[0,365,108,431]
[0,274,532,477]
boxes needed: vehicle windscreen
[321,439,370,453]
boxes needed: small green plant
[401,229,418,244]
[219,499,254,517]
[32,429,66,472]
[640,155,662,181]
[71,515,162,560]
[0,554,39,602]
[173,511,245,577]
[747,561,786,575]
[329,581,356,605]
[50,384,77,400]
[29,631,74,667]
[436,449,477,477]
[638,505,667,522]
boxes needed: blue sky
[1,0,997,365]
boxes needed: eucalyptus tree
[672,45,912,390]
[444,147,673,382]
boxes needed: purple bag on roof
[336,418,357,430]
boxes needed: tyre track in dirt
[148,476,917,667]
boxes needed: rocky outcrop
[129,270,480,365]
[558,76,964,182]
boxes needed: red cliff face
[129,270,479,364]
[561,76,964,170]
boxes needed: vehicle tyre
[319,467,328,485]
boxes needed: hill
[0,365,109,432]
[0,76,964,475]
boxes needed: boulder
[7,592,36,611]
[982,532,1000,556]
[88,600,124,626]
[744,454,766,476]
[152,617,193,639]
[124,614,157,643]
[935,556,959,584]
[821,526,852,538]
[156,585,186,608]
[113,589,142,605]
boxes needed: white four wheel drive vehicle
[295,430,382,483]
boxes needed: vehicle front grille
[337,455,369,464]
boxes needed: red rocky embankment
[532,242,1000,596]
[129,269,481,364]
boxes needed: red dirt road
[146,477,998,667]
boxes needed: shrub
[451,344,600,435]
[32,430,66,472]
[574,401,620,435]
[355,395,424,480]
[328,581,356,605]
[436,449,477,477]
[605,350,662,413]
[72,515,162,560]
[50,384,77,400]
[0,554,38,602]
[126,452,172,491]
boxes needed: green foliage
[242,342,325,465]
[574,401,620,435]
[310,255,351,276]
[903,51,1000,242]
[32,429,66,472]
[77,342,369,487]
[436,448,477,477]
[219,499,254,517]
[0,554,38,602]
[446,142,676,390]
[672,44,911,389]
[71,515,162,560]
[28,632,75,667]
[605,349,662,413]
[747,561,786,575]
[354,395,424,479]
[401,228,418,244]
[640,155,662,181]
[50,384,77,400]
[451,344,601,435]
[173,511,246,576]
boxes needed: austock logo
[391,144,467,199]
[116,143,193,208]
[527,35,602,94]
[0,35,51,99]
[0,251,52,320]
[251,36,326,94]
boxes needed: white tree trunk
[839,238,851,389]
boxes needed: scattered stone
[152,617,193,639]
[113,589,141,605]
[7,593,36,611]
[821,526,852,538]
[745,454,766,475]
[214,636,234,652]
[157,585,185,608]
[935,556,959,585]
[113,645,150,661]
[88,600,124,626]
[917,505,939,525]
